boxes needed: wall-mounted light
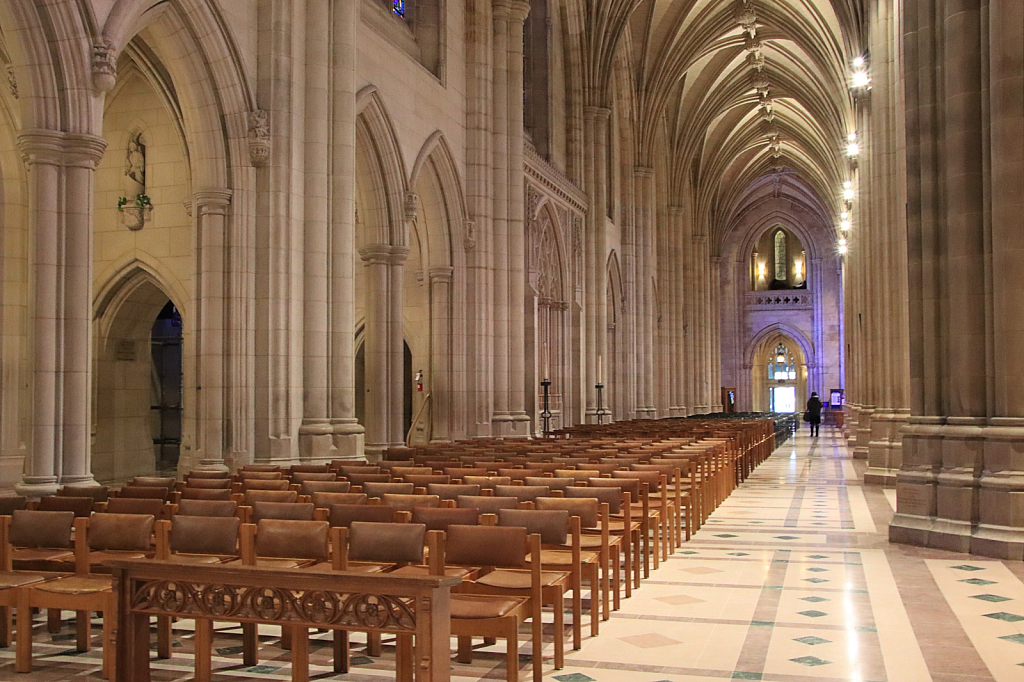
[838,237,847,247]
[846,132,860,157]
[842,181,855,201]
[795,260,803,278]
[841,218,851,231]
[758,262,766,278]
[838,243,848,254]
[851,56,870,90]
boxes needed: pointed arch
[357,86,408,246]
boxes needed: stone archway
[93,274,183,482]
[749,330,808,414]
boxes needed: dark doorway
[151,301,183,472]
[404,342,413,439]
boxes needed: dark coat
[806,396,823,424]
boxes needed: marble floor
[4,427,1023,681]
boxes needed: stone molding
[17,130,107,168]
[193,189,233,215]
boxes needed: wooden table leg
[332,630,350,673]
[290,626,309,682]
[16,587,32,673]
[194,618,213,682]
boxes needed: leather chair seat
[390,565,476,579]
[475,569,566,590]
[450,595,525,619]
[34,575,112,595]
[253,558,314,569]
[89,550,151,566]
[165,553,234,565]
[530,549,600,566]
[0,571,57,589]
[12,548,74,563]
[302,561,390,574]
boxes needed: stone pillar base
[15,476,60,499]
[863,469,898,486]
[59,474,100,487]
[971,524,1024,561]
[332,421,365,461]
[509,413,532,438]
[299,422,338,461]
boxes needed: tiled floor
[5,427,1023,681]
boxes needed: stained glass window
[774,229,787,281]
[769,343,797,381]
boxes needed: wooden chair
[16,513,120,677]
[442,525,547,682]
[427,483,481,501]
[298,480,352,497]
[173,499,238,517]
[249,501,315,523]
[179,487,233,501]
[153,515,241,658]
[456,495,520,514]
[0,497,27,516]
[0,515,64,649]
[498,507,594,649]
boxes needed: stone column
[17,131,106,496]
[299,0,333,460]
[594,108,611,418]
[61,136,106,484]
[975,0,1024,557]
[193,190,233,471]
[329,0,365,457]
[582,106,599,422]
[490,0,511,434]
[669,206,686,416]
[429,267,454,441]
[359,245,391,458]
[710,255,724,412]
[693,233,710,413]
[632,168,650,418]
[388,245,409,446]
[506,0,531,436]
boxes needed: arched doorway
[750,332,808,414]
[93,276,184,482]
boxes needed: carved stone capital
[17,130,106,168]
[193,189,233,215]
[463,220,477,251]
[7,64,18,99]
[429,266,454,284]
[404,191,419,222]
[92,39,117,93]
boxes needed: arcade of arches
[0,0,1022,564]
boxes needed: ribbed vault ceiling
[610,0,864,251]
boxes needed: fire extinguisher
[415,369,424,392]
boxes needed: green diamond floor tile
[960,578,997,586]
[1000,634,1024,645]
[794,635,831,646]
[554,674,596,682]
[971,594,1011,603]
[803,577,828,583]
[808,554,829,559]
[790,655,832,666]
[750,620,774,627]
[244,666,281,674]
[801,596,829,603]
[775,535,799,540]
[732,673,763,680]
[715,533,739,538]
[216,646,245,655]
[807,567,828,572]
[797,610,828,618]
[728,552,750,556]
[951,564,985,572]
[986,613,1024,623]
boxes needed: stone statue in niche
[119,131,152,231]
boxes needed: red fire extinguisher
[415,370,424,392]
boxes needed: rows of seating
[0,416,774,681]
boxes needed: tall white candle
[597,355,603,384]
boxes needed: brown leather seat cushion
[301,481,353,496]
[183,479,232,490]
[250,501,315,523]
[10,510,75,549]
[462,476,512,490]
[475,569,567,589]
[34,575,112,595]
[348,521,425,564]
[380,494,440,512]
[165,553,231,565]
[242,480,291,491]
[302,561,389,574]
[329,504,395,527]
[60,486,110,502]
[391,565,475,579]
[175,499,238,517]
[118,486,170,500]
[497,509,569,545]
[565,486,622,514]
[253,558,313,569]
[88,550,150,566]
[410,506,479,531]
[524,476,573,492]
[0,496,28,515]
[180,488,233,501]
[492,485,550,503]
[456,495,519,514]
[362,482,415,498]
[291,472,337,484]
[171,515,240,556]
[130,477,176,488]
[535,497,599,528]
[426,483,481,501]
[38,496,94,517]
[104,498,165,517]
[89,513,155,551]
[311,492,367,508]
[446,525,526,568]
[450,595,526,619]
[254,519,329,561]
[0,571,58,589]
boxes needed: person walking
[805,392,823,438]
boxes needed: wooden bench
[110,559,461,682]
